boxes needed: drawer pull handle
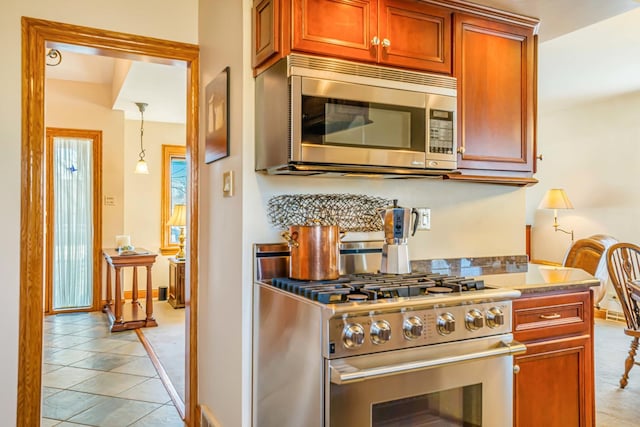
[539,313,561,320]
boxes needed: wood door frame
[45,128,103,315]
[20,17,200,426]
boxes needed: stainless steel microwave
[255,54,458,176]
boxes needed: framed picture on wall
[205,66,230,164]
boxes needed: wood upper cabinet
[377,0,451,73]
[253,0,452,74]
[292,0,378,63]
[253,0,281,68]
[513,291,594,427]
[454,13,536,173]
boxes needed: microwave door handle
[329,339,526,385]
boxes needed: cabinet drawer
[513,291,591,342]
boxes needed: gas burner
[270,273,487,304]
[426,286,453,294]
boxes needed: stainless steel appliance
[255,54,457,177]
[378,200,418,274]
[253,242,525,427]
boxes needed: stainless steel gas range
[253,242,525,427]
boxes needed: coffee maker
[378,200,419,274]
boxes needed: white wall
[197,2,527,426]
[124,119,186,290]
[0,0,197,421]
[526,9,640,266]
[527,91,640,263]
[46,79,125,253]
[198,0,247,424]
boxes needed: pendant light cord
[136,102,148,161]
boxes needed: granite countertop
[479,263,600,295]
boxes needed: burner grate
[270,273,486,304]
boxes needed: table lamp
[167,204,187,259]
[538,188,574,241]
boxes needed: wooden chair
[606,242,640,388]
[564,234,618,305]
[532,234,617,305]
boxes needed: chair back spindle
[607,243,640,330]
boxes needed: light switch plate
[415,208,431,231]
[223,171,234,197]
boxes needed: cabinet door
[253,0,280,67]
[378,0,451,73]
[454,14,535,172]
[292,0,377,62]
[514,335,593,427]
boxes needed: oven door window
[372,384,482,427]
[301,96,426,151]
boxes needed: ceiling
[44,0,640,122]
[45,48,187,124]
[469,0,640,42]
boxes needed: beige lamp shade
[538,188,574,210]
[167,204,187,227]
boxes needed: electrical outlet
[415,208,431,231]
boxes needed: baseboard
[200,405,221,427]
[594,307,607,320]
[124,289,158,299]
[605,309,626,323]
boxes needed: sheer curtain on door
[53,137,93,309]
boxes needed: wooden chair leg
[620,336,639,388]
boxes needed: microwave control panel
[428,109,454,155]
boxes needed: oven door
[326,334,525,427]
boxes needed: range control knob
[403,316,424,340]
[436,312,456,335]
[370,320,392,345]
[486,307,505,328]
[465,309,484,331]
[342,323,365,349]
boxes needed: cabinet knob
[536,154,543,161]
[371,36,380,46]
[457,146,466,154]
[513,364,521,374]
[382,38,391,48]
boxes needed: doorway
[45,128,103,314]
[19,17,200,426]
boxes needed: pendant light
[134,102,149,174]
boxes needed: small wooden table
[102,248,158,332]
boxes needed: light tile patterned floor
[41,311,184,426]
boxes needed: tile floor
[41,311,184,426]
[594,318,640,426]
[40,308,640,426]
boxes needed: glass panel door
[51,136,94,309]
[372,384,482,427]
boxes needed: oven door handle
[330,339,526,385]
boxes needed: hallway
[41,311,183,426]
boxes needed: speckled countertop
[411,256,599,296]
[478,263,600,295]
